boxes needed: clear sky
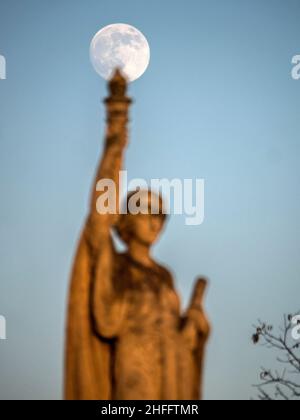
[0,0,300,400]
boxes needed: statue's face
[130,212,165,246]
[117,190,167,246]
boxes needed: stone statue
[65,70,210,400]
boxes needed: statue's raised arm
[85,69,132,254]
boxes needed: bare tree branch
[252,312,300,400]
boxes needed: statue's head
[115,190,167,247]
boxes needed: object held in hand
[190,277,208,310]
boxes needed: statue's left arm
[86,71,131,339]
[181,278,210,351]
[179,278,210,400]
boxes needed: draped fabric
[65,236,207,400]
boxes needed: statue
[65,70,210,400]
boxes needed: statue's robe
[64,228,113,400]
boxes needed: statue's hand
[189,308,210,340]
[105,126,129,149]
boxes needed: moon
[90,23,150,82]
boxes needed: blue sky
[0,0,300,400]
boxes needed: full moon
[90,23,150,82]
